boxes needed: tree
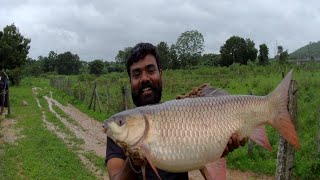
[22,57,43,77]
[0,23,31,70]
[156,42,170,70]
[175,30,204,68]
[105,61,124,73]
[168,44,180,69]
[200,53,220,66]
[42,51,57,72]
[277,45,289,64]
[277,46,284,55]
[219,36,258,66]
[55,51,82,75]
[258,44,269,65]
[115,47,132,65]
[88,59,104,76]
[245,39,258,62]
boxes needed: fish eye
[116,119,125,126]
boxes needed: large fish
[104,69,300,180]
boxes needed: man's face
[129,54,162,107]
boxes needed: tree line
[1,23,291,82]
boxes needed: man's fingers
[240,138,247,146]
[222,146,229,157]
[232,134,240,148]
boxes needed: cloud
[1,0,319,61]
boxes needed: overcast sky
[1,0,319,61]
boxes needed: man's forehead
[130,55,158,71]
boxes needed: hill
[290,41,320,59]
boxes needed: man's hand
[221,133,247,157]
[129,156,147,167]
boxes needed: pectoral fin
[201,158,226,180]
[140,144,161,180]
[250,125,272,151]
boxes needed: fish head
[104,109,146,148]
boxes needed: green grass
[82,151,107,173]
[0,81,96,179]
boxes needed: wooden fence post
[248,90,254,156]
[106,82,110,113]
[95,86,102,113]
[85,80,89,102]
[78,81,81,100]
[275,80,298,180]
[89,82,97,110]
[122,86,128,110]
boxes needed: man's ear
[159,69,162,77]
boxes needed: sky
[1,0,319,61]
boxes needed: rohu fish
[104,69,300,180]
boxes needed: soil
[0,118,20,144]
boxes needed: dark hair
[126,42,161,77]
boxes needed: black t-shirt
[106,137,189,180]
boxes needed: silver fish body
[104,69,299,174]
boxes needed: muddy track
[31,88,273,180]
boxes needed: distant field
[1,61,320,179]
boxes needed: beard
[131,80,162,107]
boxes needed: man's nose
[140,71,151,82]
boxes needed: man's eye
[132,72,140,78]
[147,68,155,73]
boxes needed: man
[0,71,8,115]
[106,42,246,180]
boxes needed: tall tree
[42,51,57,72]
[220,36,258,66]
[115,47,132,65]
[245,39,258,62]
[56,51,82,75]
[88,59,104,76]
[156,42,170,70]
[277,46,283,55]
[175,30,204,68]
[168,44,180,69]
[277,45,289,64]
[0,23,31,70]
[258,44,269,65]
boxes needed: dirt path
[32,88,108,180]
[30,88,274,180]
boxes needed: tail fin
[268,69,300,149]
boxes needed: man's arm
[107,157,136,180]
[106,137,137,180]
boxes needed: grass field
[1,62,319,179]
[0,80,97,179]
